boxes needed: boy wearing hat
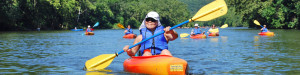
[86,25,94,32]
[190,23,204,36]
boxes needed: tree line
[181,0,299,29]
[0,0,299,31]
[0,0,189,31]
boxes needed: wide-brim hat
[146,11,159,21]
[194,24,199,27]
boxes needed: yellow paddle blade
[191,0,228,21]
[117,23,125,29]
[180,33,190,37]
[254,20,261,25]
[220,24,228,28]
[85,54,116,71]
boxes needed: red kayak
[190,34,206,39]
[208,32,219,36]
[123,34,136,39]
[123,55,188,75]
[85,32,94,35]
[258,32,274,36]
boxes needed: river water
[0,27,299,75]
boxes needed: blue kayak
[71,29,83,31]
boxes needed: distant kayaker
[124,25,133,35]
[207,24,219,35]
[123,11,178,56]
[86,25,94,32]
[37,28,40,31]
[190,23,204,36]
[74,27,77,30]
[260,25,269,32]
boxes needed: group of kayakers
[190,23,220,37]
[123,11,271,57]
[80,11,271,57]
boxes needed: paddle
[180,33,190,38]
[180,24,228,38]
[93,22,99,28]
[84,0,228,71]
[254,20,263,28]
[220,24,228,28]
[117,23,125,29]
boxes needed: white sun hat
[146,11,160,20]
[139,11,162,30]
[194,23,199,27]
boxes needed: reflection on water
[0,28,300,74]
[220,36,228,43]
[209,37,218,43]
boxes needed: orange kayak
[208,32,219,36]
[123,34,137,39]
[123,55,188,75]
[190,34,206,39]
[258,32,274,36]
[85,32,94,35]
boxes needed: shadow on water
[0,28,300,74]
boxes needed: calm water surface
[0,27,299,75]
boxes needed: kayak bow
[123,55,188,75]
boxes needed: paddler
[260,25,269,32]
[190,23,204,36]
[124,25,133,35]
[207,24,219,35]
[123,11,178,56]
[86,25,94,32]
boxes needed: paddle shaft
[259,25,264,28]
[117,20,190,54]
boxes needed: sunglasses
[146,18,157,22]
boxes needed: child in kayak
[86,25,94,32]
[190,23,204,36]
[124,25,133,35]
[260,25,269,32]
[207,24,219,35]
[123,11,178,56]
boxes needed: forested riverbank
[0,0,299,31]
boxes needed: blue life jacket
[262,28,268,32]
[125,28,133,35]
[139,26,168,55]
[193,28,201,34]
[87,29,92,32]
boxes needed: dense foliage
[0,0,189,30]
[0,0,299,31]
[227,0,300,29]
[180,0,299,29]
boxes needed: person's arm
[164,26,178,41]
[123,35,142,57]
[124,30,128,33]
[191,29,194,34]
[207,28,212,33]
